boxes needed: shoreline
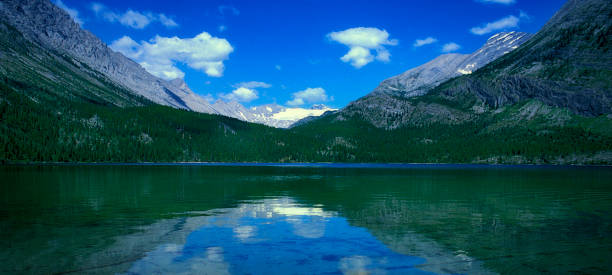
[2,161,611,169]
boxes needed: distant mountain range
[0,0,610,164]
[0,0,331,128]
[212,101,336,128]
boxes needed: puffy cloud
[118,10,151,29]
[91,2,178,29]
[233,81,272,89]
[286,87,331,106]
[54,0,83,26]
[328,27,398,68]
[110,32,234,80]
[413,37,438,48]
[476,0,516,4]
[220,81,271,102]
[470,13,526,35]
[220,87,258,102]
[442,42,461,53]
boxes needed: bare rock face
[0,0,217,114]
[373,32,532,99]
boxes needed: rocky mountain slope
[0,0,333,128]
[332,0,611,130]
[431,0,612,117]
[0,0,218,113]
[373,32,532,98]
[337,32,532,129]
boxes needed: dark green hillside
[0,20,146,107]
[0,78,303,162]
[290,102,612,164]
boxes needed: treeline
[1,78,611,164]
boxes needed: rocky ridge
[0,0,217,113]
[373,32,532,98]
[337,32,532,129]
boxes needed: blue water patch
[127,213,433,274]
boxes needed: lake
[1,165,611,274]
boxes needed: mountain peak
[369,31,532,99]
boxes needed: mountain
[337,31,532,129]
[373,32,532,99]
[291,0,612,164]
[0,0,610,164]
[213,101,337,128]
[0,0,343,129]
[432,0,612,117]
[0,0,217,113]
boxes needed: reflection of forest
[290,169,612,274]
[2,166,611,274]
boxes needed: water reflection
[122,198,433,274]
[2,166,611,274]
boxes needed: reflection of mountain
[3,166,611,274]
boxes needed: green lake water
[1,165,611,274]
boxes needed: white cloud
[286,87,331,106]
[442,42,461,53]
[328,27,398,68]
[476,0,516,4]
[110,32,234,80]
[158,14,179,28]
[413,37,438,47]
[470,14,523,35]
[233,81,272,89]
[412,36,438,48]
[119,10,151,29]
[220,87,258,102]
[54,0,83,26]
[91,2,104,14]
[91,3,178,29]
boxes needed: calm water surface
[1,165,611,274]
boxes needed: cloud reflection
[120,197,430,274]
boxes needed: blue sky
[56,0,566,108]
